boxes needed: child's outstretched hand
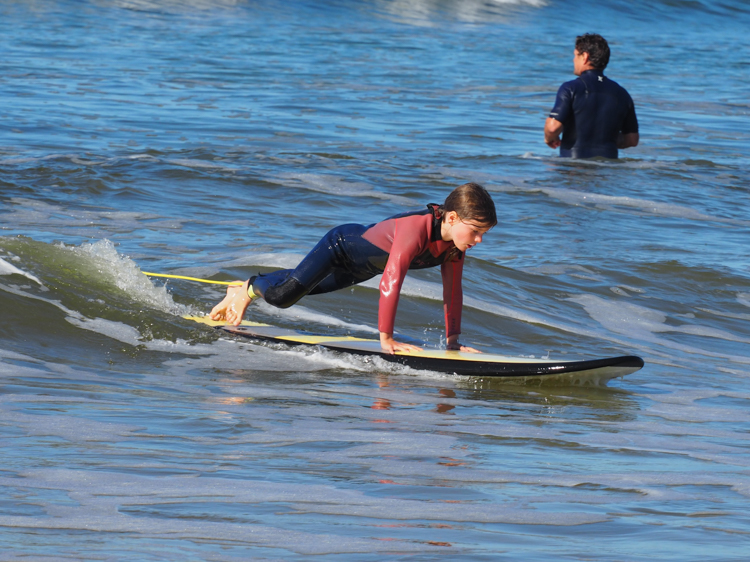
[380,333,423,355]
[210,280,252,326]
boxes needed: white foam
[167,158,240,172]
[108,0,263,13]
[569,294,750,365]
[436,168,747,225]
[0,275,202,352]
[254,300,379,334]
[519,263,605,281]
[0,256,42,284]
[62,239,190,315]
[0,471,440,555]
[394,276,613,344]
[537,186,738,223]
[0,280,151,349]
[159,255,304,283]
[65,316,144,347]
[274,172,415,206]
[4,197,160,237]
[571,294,750,344]
[381,0,548,26]
[224,252,304,270]
[697,307,750,320]
[0,403,144,443]
[291,498,604,525]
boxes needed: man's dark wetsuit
[549,69,638,159]
[250,205,465,337]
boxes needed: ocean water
[1,0,750,559]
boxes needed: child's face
[444,212,491,252]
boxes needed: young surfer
[210,182,497,354]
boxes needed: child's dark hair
[442,182,497,228]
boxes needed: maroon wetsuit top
[362,205,465,337]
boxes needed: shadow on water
[299,365,644,421]
[445,382,641,425]
[456,377,637,406]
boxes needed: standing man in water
[544,33,639,159]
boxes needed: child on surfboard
[210,182,497,354]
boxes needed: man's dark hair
[575,33,610,70]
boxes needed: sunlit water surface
[1,0,749,559]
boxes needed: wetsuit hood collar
[427,203,442,242]
[581,68,605,77]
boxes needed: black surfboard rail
[324,348,644,378]
[205,320,645,379]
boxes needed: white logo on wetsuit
[598,76,603,82]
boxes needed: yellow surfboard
[186,316,644,381]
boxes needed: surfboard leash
[142,272,243,286]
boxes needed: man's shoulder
[554,77,584,102]
[595,73,629,91]
[558,76,582,91]
[602,76,635,103]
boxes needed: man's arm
[617,132,639,149]
[618,97,639,150]
[544,117,564,149]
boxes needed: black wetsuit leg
[251,224,387,309]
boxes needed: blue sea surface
[1,0,750,559]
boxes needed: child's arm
[378,246,425,353]
[441,256,463,337]
[377,217,429,353]
[441,256,480,353]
